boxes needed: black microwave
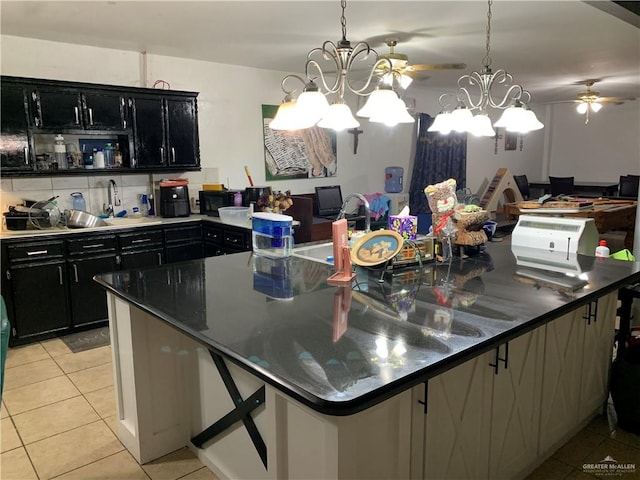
[199,190,242,216]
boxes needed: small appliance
[243,186,272,207]
[157,185,190,218]
[199,190,242,217]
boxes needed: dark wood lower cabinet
[1,220,251,345]
[7,260,70,340]
[68,254,119,328]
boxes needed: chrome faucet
[103,179,121,217]
[338,193,370,233]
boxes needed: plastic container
[94,149,105,169]
[595,240,610,258]
[234,191,243,207]
[70,192,86,212]
[54,134,67,170]
[104,143,114,168]
[218,206,250,226]
[252,212,292,258]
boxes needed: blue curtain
[409,113,468,216]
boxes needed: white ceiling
[1,1,639,105]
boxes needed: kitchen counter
[96,241,640,479]
[97,243,639,415]
[0,214,240,238]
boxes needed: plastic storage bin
[252,212,293,258]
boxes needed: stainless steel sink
[292,242,335,265]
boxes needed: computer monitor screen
[315,185,343,217]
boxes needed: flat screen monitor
[315,185,343,217]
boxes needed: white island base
[107,291,617,480]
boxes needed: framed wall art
[262,105,337,180]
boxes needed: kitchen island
[96,242,640,480]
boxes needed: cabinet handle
[88,107,94,125]
[489,342,509,375]
[24,147,29,164]
[26,249,48,256]
[157,253,162,265]
[82,243,104,249]
[34,116,40,127]
[132,238,151,244]
[74,106,80,125]
[73,264,79,283]
[116,255,121,265]
[226,236,238,244]
[160,147,164,162]
[6,270,11,280]
[58,265,63,285]
[583,299,598,325]
[171,147,176,164]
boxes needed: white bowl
[218,206,250,226]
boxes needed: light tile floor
[2,335,639,479]
[1,337,219,480]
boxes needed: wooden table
[528,180,619,197]
[505,200,637,249]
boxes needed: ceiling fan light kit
[269,0,414,132]
[429,0,544,137]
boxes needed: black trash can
[610,343,640,434]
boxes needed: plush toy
[424,178,458,241]
[425,178,489,254]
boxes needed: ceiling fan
[564,79,636,125]
[374,39,466,89]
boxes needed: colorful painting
[262,105,337,181]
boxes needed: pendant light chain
[482,0,493,70]
[340,0,348,41]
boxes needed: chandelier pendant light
[429,0,543,137]
[270,0,414,131]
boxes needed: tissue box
[388,215,418,240]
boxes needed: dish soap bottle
[54,134,66,169]
[595,240,610,258]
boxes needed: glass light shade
[576,102,589,114]
[506,109,544,133]
[295,90,330,126]
[450,107,473,132]
[590,102,602,112]
[469,113,496,137]
[370,98,415,126]
[494,105,524,128]
[317,103,360,130]
[356,88,398,118]
[428,112,454,134]
[269,101,304,131]
[381,73,413,90]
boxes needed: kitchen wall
[1,34,637,221]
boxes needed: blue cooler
[385,167,404,193]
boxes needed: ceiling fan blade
[597,96,637,103]
[408,63,467,72]
[404,71,431,81]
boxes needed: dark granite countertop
[95,242,640,415]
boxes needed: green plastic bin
[1,296,9,402]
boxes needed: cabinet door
[165,96,199,167]
[579,293,617,421]
[82,91,127,131]
[489,329,544,480]
[538,309,584,455]
[130,95,165,167]
[420,352,492,480]
[165,241,203,264]
[31,87,83,130]
[8,260,69,339]
[1,83,32,171]
[68,254,119,328]
[120,248,164,271]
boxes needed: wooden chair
[513,175,531,200]
[549,176,574,197]
[618,175,639,198]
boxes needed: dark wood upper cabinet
[0,83,32,171]
[130,93,199,168]
[0,75,200,176]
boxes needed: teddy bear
[424,178,488,254]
